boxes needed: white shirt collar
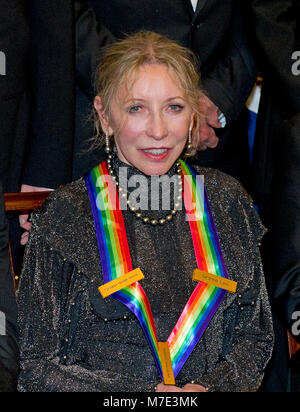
[190,0,198,12]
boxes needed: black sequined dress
[17,158,274,392]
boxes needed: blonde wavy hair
[93,31,204,154]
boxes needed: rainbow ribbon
[85,160,229,381]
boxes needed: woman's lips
[139,148,170,161]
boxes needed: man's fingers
[205,108,222,128]
[196,125,219,150]
[19,215,31,231]
[199,95,223,129]
[20,232,29,246]
[19,215,28,225]
[207,115,222,129]
[206,132,219,149]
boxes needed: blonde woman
[17,32,273,392]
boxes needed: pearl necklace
[106,153,183,226]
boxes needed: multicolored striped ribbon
[85,159,229,381]
[167,160,228,376]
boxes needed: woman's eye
[128,105,142,113]
[169,104,184,112]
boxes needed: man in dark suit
[250,0,300,392]
[0,0,77,259]
[73,0,257,187]
[0,182,19,392]
[0,0,114,248]
[0,0,30,194]
[0,0,76,193]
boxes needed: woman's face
[95,64,194,176]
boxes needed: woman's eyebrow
[123,96,186,104]
[122,98,146,105]
[164,97,186,103]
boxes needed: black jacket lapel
[193,0,209,21]
[185,0,195,18]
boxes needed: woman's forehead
[115,63,186,102]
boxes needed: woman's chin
[137,163,174,176]
[135,149,181,175]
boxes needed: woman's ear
[94,96,113,135]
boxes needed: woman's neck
[110,151,182,216]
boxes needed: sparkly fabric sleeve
[196,188,274,392]
[16,216,153,392]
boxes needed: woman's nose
[147,113,168,140]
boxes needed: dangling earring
[104,130,111,154]
[185,124,194,156]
